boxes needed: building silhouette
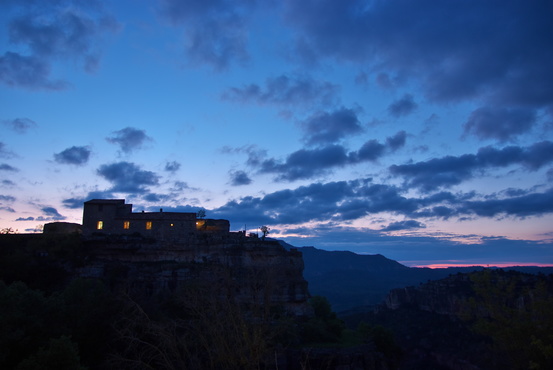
[82,199,229,240]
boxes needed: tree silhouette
[1,227,16,234]
[196,209,206,219]
[259,225,270,240]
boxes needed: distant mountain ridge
[295,246,409,274]
[278,240,553,313]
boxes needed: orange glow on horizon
[407,262,553,269]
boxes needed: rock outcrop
[383,269,553,318]
[384,273,473,315]
[79,234,312,316]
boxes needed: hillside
[0,233,398,369]
[342,269,553,369]
[278,241,553,312]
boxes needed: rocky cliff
[79,234,312,316]
[383,269,553,317]
[384,273,474,315]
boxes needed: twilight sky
[1,0,553,267]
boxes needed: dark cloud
[0,195,16,202]
[1,1,119,90]
[106,127,152,154]
[97,161,160,194]
[390,141,553,191]
[0,52,67,90]
[387,94,417,117]
[159,0,255,70]
[300,108,363,146]
[62,190,114,209]
[212,180,358,225]
[391,154,476,192]
[0,164,18,172]
[171,181,193,192]
[147,178,553,235]
[54,146,91,165]
[225,181,553,228]
[40,206,66,220]
[222,74,339,108]
[1,180,15,187]
[165,161,181,172]
[0,142,15,159]
[211,179,423,226]
[259,145,349,181]
[461,187,553,218]
[381,220,426,232]
[142,193,166,203]
[516,141,553,170]
[16,216,34,221]
[221,145,267,166]
[352,183,419,215]
[464,106,537,142]
[283,1,553,114]
[257,131,408,181]
[164,161,181,172]
[2,117,37,133]
[349,131,406,162]
[62,198,86,209]
[229,170,252,186]
[412,205,456,219]
[0,195,15,214]
[386,130,407,151]
[350,140,385,162]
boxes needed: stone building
[43,221,82,234]
[82,199,229,240]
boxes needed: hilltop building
[38,198,311,317]
[43,221,82,234]
[82,199,229,240]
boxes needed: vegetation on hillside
[3,235,553,369]
[342,269,553,369]
[463,270,553,369]
[0,234,397,369]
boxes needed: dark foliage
[5,235,550,369]
[342,269,553,369]
[301,296,345,344]
[0,279,117,369]
[1,234,393,369]
[294,245,553,313]
[0,233,85,292]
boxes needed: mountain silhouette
[278,241,553,312]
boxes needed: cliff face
[383,270,553,318]
[78,235,312,316]
[384,273,474,315]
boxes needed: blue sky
[1,0,553,267]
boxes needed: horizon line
[405,262,553,269]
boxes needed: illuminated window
[146,221,152,230]
[123,221,130,229]
[97,221,103,230]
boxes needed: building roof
[84,199,126,204]
[124,212,196,220]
